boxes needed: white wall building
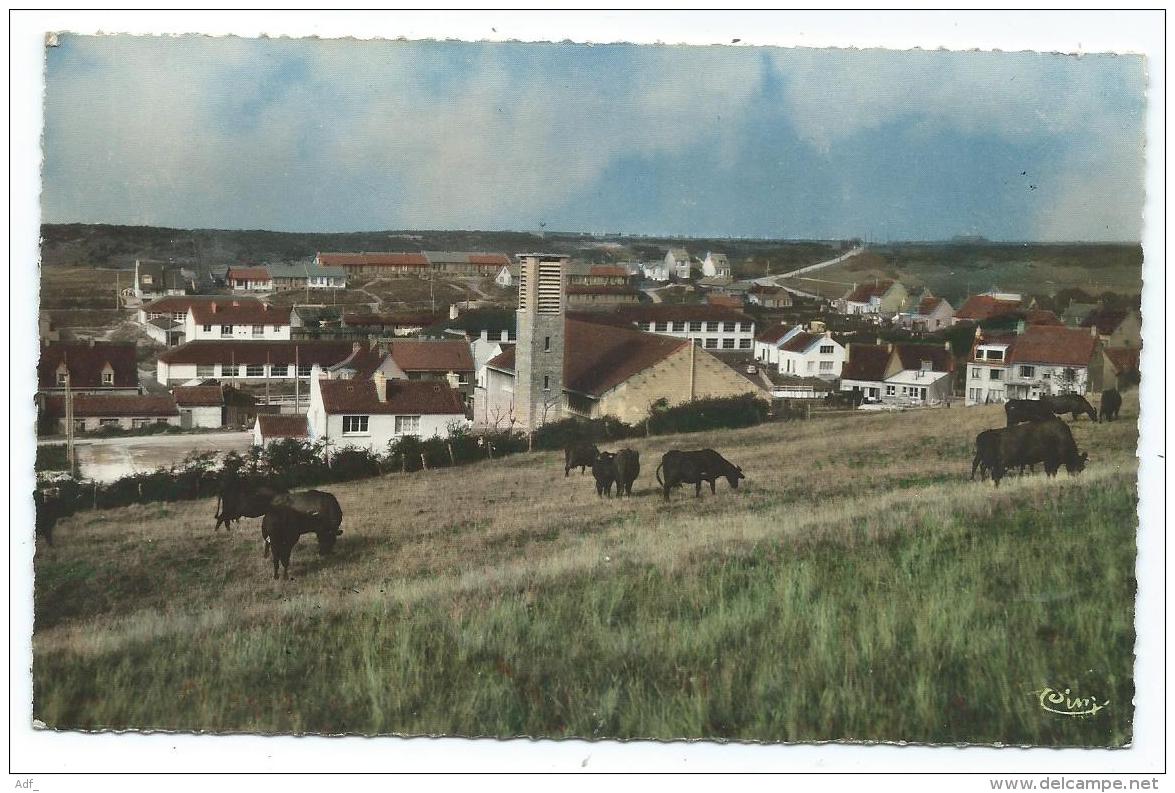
[641,260,670,282]
[665,248,692,280]
[963,325,1098,406]
[618,306,756,352]
[702,252,732,279]
[776,331,846,380]
[184,300,292,342]
[172,385,224,428]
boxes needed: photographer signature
[1037,687,1109,717]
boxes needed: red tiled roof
[616,304,754,324]
[1104,347,1140,374]
[755,322,792,344]
[226,267,271,281]
[706,294,744,308]
[318,378,465,416]
[1007,325,1098,367]
[917,296,946,314]
[485,319,690,398]
[158,340,356,366]
[954,295,1021,322]
[841,344,892,382]
[1024,309,1062,326]
[38,341,139,390]
[894,344,955,373]
[589,265,629,278]
[141,295,233,314]
[41,393,178,419]
[317,252,429,268]
[1081,309,1131,336]
[566,285,641,296]
[388,339,474,373]
[843,280,895,304]
[172,385,223,407]
[256,414,308,439]
[468,253,510,267]
[780,332,821,353]
[190,300,291,325]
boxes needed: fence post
[420,453,428,470]
[447,442,456,466]
[806,402,812,421]
[487,442,493,460]
[92,482,98,509]
[400,453,405,474]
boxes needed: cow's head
[726,465,746,489]
[316,527,342,554]
[1067,452,1089,475]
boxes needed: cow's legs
[710,479,717,494]
[272,552,281,580]
[695,481,702,498]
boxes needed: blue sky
[41,36,1146,241]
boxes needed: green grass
[31,396,1140,743]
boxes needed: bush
[646,394,770,436]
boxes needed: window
[203,324,212,333]
[196,365,215,378]
[989,369,1003,381]
[544,336,551,352]
[886,385,896,396]
[172,312,185,322]
[706,321,718,332]
[298,364,313,377]
[99,418,118,427]
[270,364,289,377]
[271,326,280,333]
[56,372,67,386]
[820,344,834,354]
[974,350,984,360]
[739,339,751,349]
[654,321,668,332]
[689,321,703,332]
[722,339,735,349]
[141,275,153,285]
[245,364,265,378]
[820,360,834,371]
[220,324,233,336]
[132,418,151,429]
[986,349,1004,361]
[394,415,420,435]
[971,367,981,379]
[222,364,239,377]
[1063,368,1077,381]
[673,321,686,332]
[102,372,114,385]
[969,388,981,402]
[806,361,815,372]
[252,325,264,337]
[342,415,369,435]
[704,339,718,349]
[543,375,550,391]
[1020,365,1035,378]
[73,420,85,433]
[723,322,734,332]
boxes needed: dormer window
[102,371,114,385]
[56,372,67,386]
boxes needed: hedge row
[35,394,770,520]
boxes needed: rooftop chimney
[232,300,240,307]
[500,330,509,342]
[211,302,218,314]
[373,371,387,403]
[480,329,489,342]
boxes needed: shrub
[646,394,770,436]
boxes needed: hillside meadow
[32,395,1139,744]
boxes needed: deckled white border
[7,9,1166,784]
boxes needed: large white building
[964,325,1098,406]
[701,252,731,279]
[184,300,292,342]
[616,305,756,352]
[156,340,355,386]
[775,330,846,380]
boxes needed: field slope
[33,398,1139,744]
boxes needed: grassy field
[32,395,1139,744]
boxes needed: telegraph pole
[64,371,76,477]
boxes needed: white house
[133,260,190,300]
[896,295,955,331]
[702,252,732,279]
[640,260,670,282]
[665,248,693,280]
[184,300,292,342]
[839,342,956,406]
[172,385,224,428]
[835,280,909,316]
[494,264,519,287]
[155,340,356,386]
[776,330,846,380]
[253,414,309,447]
[306,367,470,453]
[617,305,756,352]
[226,267,273,291]
[964,325,1098,406]
[39,393,180,433]
[753,322,798,368]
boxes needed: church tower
[514,253,568,430]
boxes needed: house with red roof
[835,280,909,316]
[317,252,431,277]
[1081,307,1142,348]
[226,267,272,292]
[1089,346,1142,392]
[184,298,291,342]
[566,284,643,311]
[952,294,1023,325]
[39,393,180,434]
[38,341,140,395]
[895,295,954,331]
[172,385,225,428]
[747,284,792,309]
[775,329,846,380]
[253,414,309,447]
[839,341,956,406]
[964,325,1099,405]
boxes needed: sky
[40,35,1147,242]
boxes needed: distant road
[753,246,867,294]
[39,430,255,483]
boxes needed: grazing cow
[1100,389,1123,422]
[267,489,343,556]
[656,449,745,501]
[1005,399,1055,427]
[261,504,344,580]
[1044,393,1099,423]
[215,481,282,531]
[565,442,599,477]
[33,489,60,547]
[971,429,1035,481]
[612,448,640,496]
[592,452,617,497]
[974,418,1087,487]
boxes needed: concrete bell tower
[514,253,568,430]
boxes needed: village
[35,242,1143,481]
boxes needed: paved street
[41,430,255,483]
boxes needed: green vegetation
[32,395,1139,743]
[35,444,69,472]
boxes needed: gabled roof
[1024,308,1062,326]
[666,247,689,260]
[226,267,271,281]
[158,340,356,366]
[142,295,235,314]
[1103,346,1141,374]
[190,300,291,326]
[779,332,822,354]
[954,295,1021,322]
[256,414,308,439]
[917,296,950,315]
[843,280,896,304]
[755,322,792,344]
[41,393,178,419]
[894,344,955,373]
[589,265,630,278]
[706,252,729,264]
[749,284,785,296]
[1081,308,1132,336]
[841,344,892,382]
[38,341,139,390]
[388,339,474,372]
[318,378,465,416]
[172,385,224,407]
[1006,325,1098,367]
[317,252,429,268]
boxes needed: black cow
[592,452,617,497]
[33,489,61,546]
[974,418,1087,487]
[261,504,344,580]
[565,442,599,477]
[1005,399,1054,427]
[656,449,745,501]
[267,490,343,557]
[970,429,1001,481]
[1100,389,1122,422]
[215,481,282,531]
[1045,393,1099,423]
[612,449,640,496]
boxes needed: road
[753,246,866,297]
[42,430,255,483]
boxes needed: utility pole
[64,371,76,477]
[294,345,300,413]
[115,272,120,309]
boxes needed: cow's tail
[214,492,223,530]
[655,462,664,487]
